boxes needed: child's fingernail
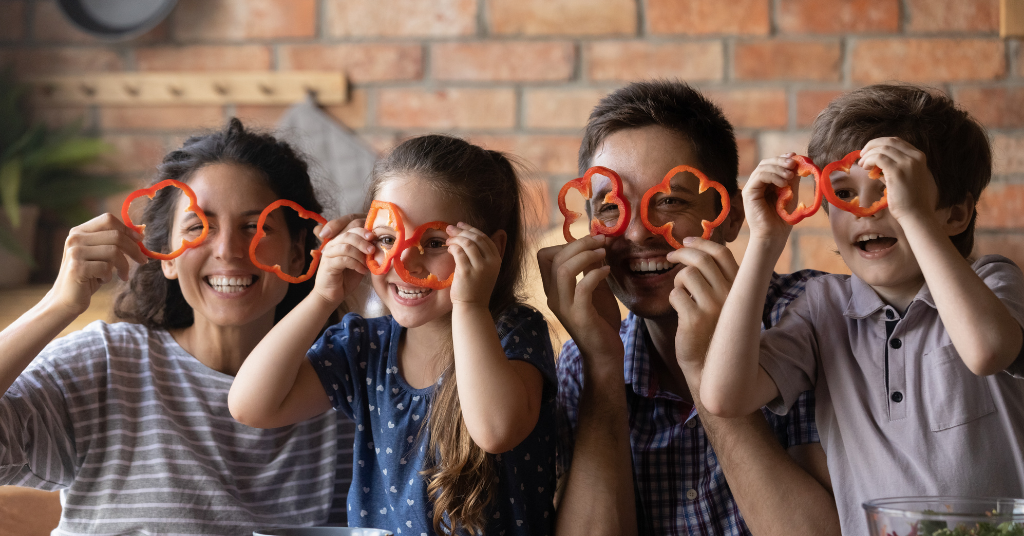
[594,234,606,242]
[682,237,696,246]
[319,227,331,238]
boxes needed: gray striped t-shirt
[0,321,352,535]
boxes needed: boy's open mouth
[628,258,678,276]
[856,233,898,252]
[206,275,257,294]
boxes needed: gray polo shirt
[759,255,1024,536]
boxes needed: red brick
[0,1,26,42]
[325,0,476,37]
[734,40,841,82]
[706,89,788,129]
[233,105,289,129]
[362,134,401,156]
[172,0,316,41]
[433,42,574,82]
[100,105,224,131]
[31,1,168,44]
[737,136,758,177]
[0,47,123,76]
[587,41,723,82]
[993,135,1024,175]
[488,0,636,36]
[470,135,583,175]
[906,0,999,33]
[377,89,516,130]
[797,90,844,127]
[758,131,811,161]
[977,183,1024,229]
[279,44,423,83]
[524,88,610,130]
[852,39,1005,83]
[973,234,1024,269]
[647,0,769,36]
[99,135,167,174]
[30,106,93,130]
[233,90,368,131]
[795,232,850,274]
[955,87,1024,129]
[777,0,899,34]
[136,45,271,72]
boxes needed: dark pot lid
[57,0,177,40]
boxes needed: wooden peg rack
[26,72,347,106]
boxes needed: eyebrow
[181,209,264,222]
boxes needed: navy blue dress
[307,306,557,536]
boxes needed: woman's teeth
[206,275,255,293]
[397,286,430,299]
[629,259,677,273]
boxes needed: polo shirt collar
[845,273,935,319]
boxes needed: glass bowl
[864,496,1024,536]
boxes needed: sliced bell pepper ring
[393,221,455,290]
[556,166,631,243]
[820,150,886,218]
[248,199,329,284]
[121,179,209,261]
[364,200,405,276]
[640,165,731,249]
[774,155,824,225]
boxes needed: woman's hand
[49,213,148,316]
[446,222,502,307]
[312,214,370,306]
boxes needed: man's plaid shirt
[555,270,824,535]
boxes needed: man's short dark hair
[578,80,739,196]
[807,84,991,258]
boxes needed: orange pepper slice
[393,221,455,290]
[640,165,730,249]
[364,200,405,276]
[820,150,886,218]
[557,166,632,243]
[774,155,824,225]
[248,199,329,284]
[121,179,209,261]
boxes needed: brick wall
[2,0,1023,274]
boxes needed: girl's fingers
[447,236,486,266]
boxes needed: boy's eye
[834,189,855,201]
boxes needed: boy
[700,84,1024,535]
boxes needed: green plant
[0,68,123,264]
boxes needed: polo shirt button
[891,391,904,403]
[890,338,902,349]
[686,419,697,429]
[686,489,698,500]
[885,309,894,319]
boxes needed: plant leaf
[0,223,34,266]
[22,138,112,170]
[0,159,21,228]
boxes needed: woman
[0,119,353,535]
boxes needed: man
[539,80,840,535]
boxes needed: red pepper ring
[393,221,456,290]
[248,199,329,285]
[121,179,209,261]
[364,200,405,276]
[556,166,632,243]
[774,155,824,225]
[640,165,731,249]
[820,150,886,218]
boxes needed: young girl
[229,135,557,536]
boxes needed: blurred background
[0,1,1023,534]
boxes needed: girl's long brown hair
[367,135,527,535]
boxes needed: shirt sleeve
[307,313,369,420]
[758,288,820,415]
[554,340,583,480]
[0,340,83,490]
[762,389,821,448]
[974,256,1024,378]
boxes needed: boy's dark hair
[115,118,333,328]
[807,84,991,258]
[578,79,740,196]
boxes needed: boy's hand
[537,235,625,371]
[666,237,738,374]
[313,214,370,306]
[858,137,937,224]
[446,222,502,307]
[744,154,798,249]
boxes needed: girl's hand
[50,213,148,316]
[744,154,798,248]
[446,222,502,307]
[312,214,370,306]
[858,137,937,224]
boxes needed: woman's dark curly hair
[114,118,333,329]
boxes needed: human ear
[490,229,508,260]
[161,258,178,280]
[720,189,745,243]
[941,193,974,238]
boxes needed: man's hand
[666,238,739,375]
[537,235,624,371]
